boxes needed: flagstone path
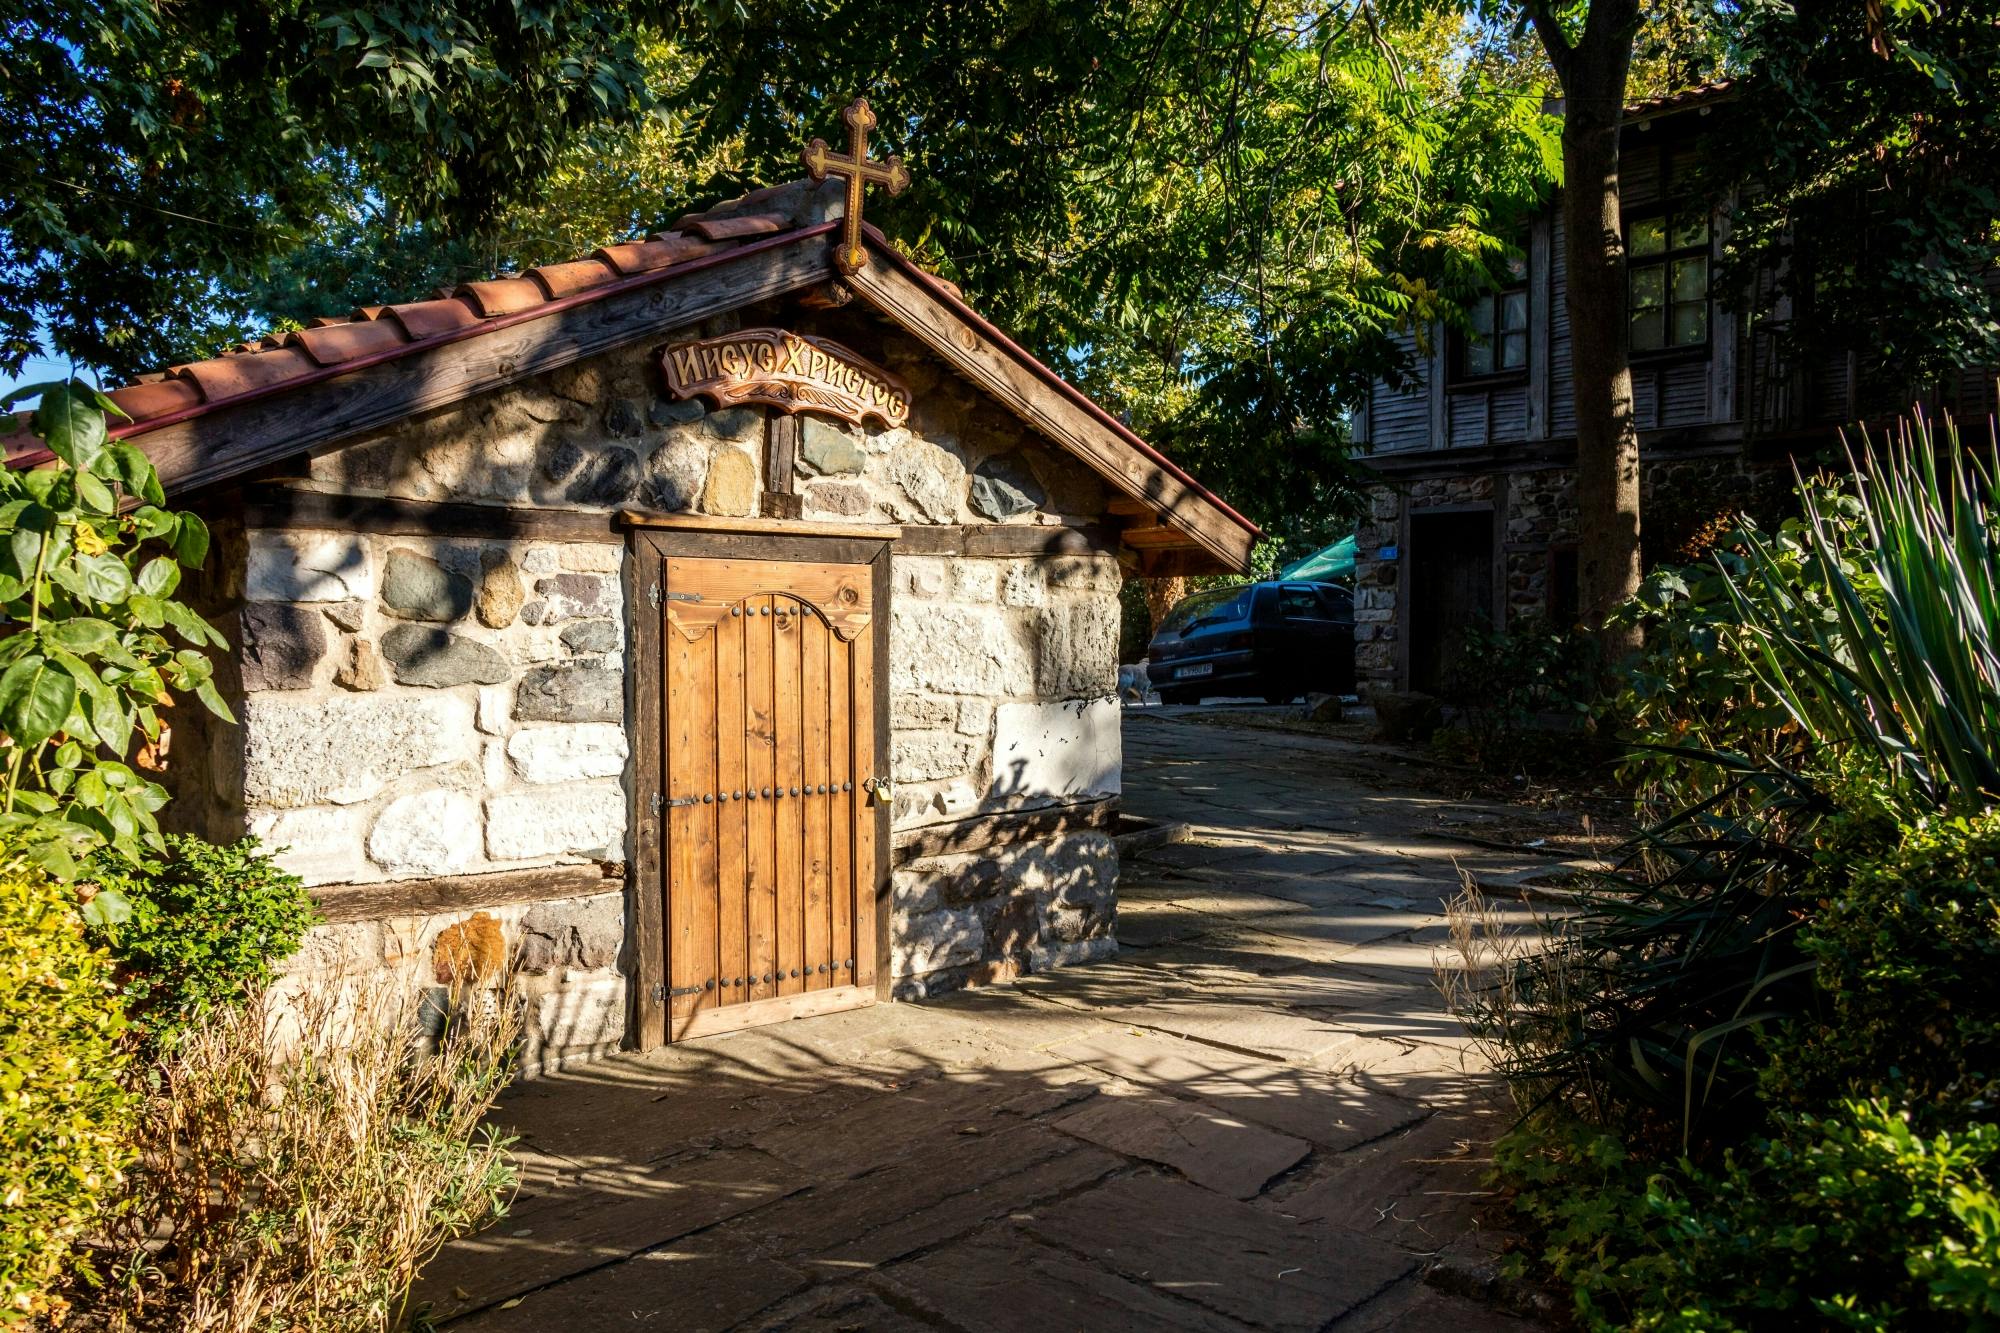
[417,711,1571,1331]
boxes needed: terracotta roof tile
[385,297,483,341]
[456,277,547,318]
[352,305,391,322]
[172,347,317,402]
[677,213,785,242]
[288,318,409,366]
[308,315,347,328]
[107,379,202,421]
[595,237,692,276]
[1625,79,1739,119]
[528,258,618,300]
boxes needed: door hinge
[652,585,702,606]
[648,981,666,1003]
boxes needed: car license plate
[1176,663,1214,679]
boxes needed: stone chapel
[32,159,1257,1069]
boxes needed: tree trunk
[1537,0,1645,658]
[1144,576,1187,634]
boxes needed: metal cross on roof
[801,97,911,276]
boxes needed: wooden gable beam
[842,252,1257,574]
[129,236,838,496]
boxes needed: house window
[1456,255,1529,379]
[1628,207,1710,352]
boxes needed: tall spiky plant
[1729,411,2000,814]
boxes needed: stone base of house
[889,829,1119,1001]
[275,829,1117,1073]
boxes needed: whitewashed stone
[887,433,966,523]
[526,975,626,1073]
[894,731,977,783]
[1001,563,1045,607]
[242,694,476,808]
[891,695,955,730]
[955,698,994,737]
[890,905,984,976]
[507,724,629,783]
[1032,601,1120,696]
[953,562,1000,602]
[249,806,368,887]
[368,790,481,875]
[889,604,1032,697]
[246,531,374,603]
[932,779,979,817]
[476,685,512,736]
[521,546,560,576]
[990,698,1121,801]
[893,555,948,599]
[557,543,625,573]
[484,738,509,787]
[486,783,625,861]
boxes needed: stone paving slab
[1021,1173,1419,1332]
[1054,1089,1311,1198]
[418,712,1554,1331]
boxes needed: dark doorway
[1407,510,1495,693]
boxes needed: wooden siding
[1367,330,1431,452]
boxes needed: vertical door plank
[714,604,749,1006]
[828,632,854,982]
[774,598,805,996]
[744,596,778,1002]
[669,620,720,1024]
[850,624,879,992]
[801,610,831,990]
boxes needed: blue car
[1146,581,1355,705]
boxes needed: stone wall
[184,300,1127,1064]
[1354,453,1790,694]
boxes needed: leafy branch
[0,379,231,912]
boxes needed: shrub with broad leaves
[0,380,230,913]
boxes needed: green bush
[0,860,133,1323]
[1431,616,1602,772]
[1767,809,2000,1121]
[87,834,318,1045]
[1502,1100,2000,1331]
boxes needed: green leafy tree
[1715,0,2000,389]
[2,0,675,379]
[0,382,231,901]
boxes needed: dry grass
[1439,875,1600,1122]
[72,978,520,1333]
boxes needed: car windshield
[1158,585,1253,635]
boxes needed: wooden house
[1353,80,1998,694]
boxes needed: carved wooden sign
[660,328,911,429]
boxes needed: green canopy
[1277,535,1355,583]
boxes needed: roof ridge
[76,178,846,430]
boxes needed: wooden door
[1407,509,1496,694]
[643,548,885,1042]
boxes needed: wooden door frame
[623,517,894,1050]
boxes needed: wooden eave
[53,217,1258,574]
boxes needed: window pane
[1630,216,1667,257]
[1671,210,1710,249]
[1672,256,1708,302]
[1630,264,1665,309]
[1631,309,1666,351]
[1672,301,1708,345]
[1504,254,1528,283]
[1502,331,1528,369]
[1501,291,1528,332]
[1464,339,1494,376]
[1469,296,1495,335]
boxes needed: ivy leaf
[79,884,132,928]
[136,556,180,598]
[171,513,211,568]
[74,553,133,604]
[28,383,108,471]
[0,654,79,747]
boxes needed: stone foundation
[273,891,627,1076]
[890,829,1118,999]
[1355,452,1790,693]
